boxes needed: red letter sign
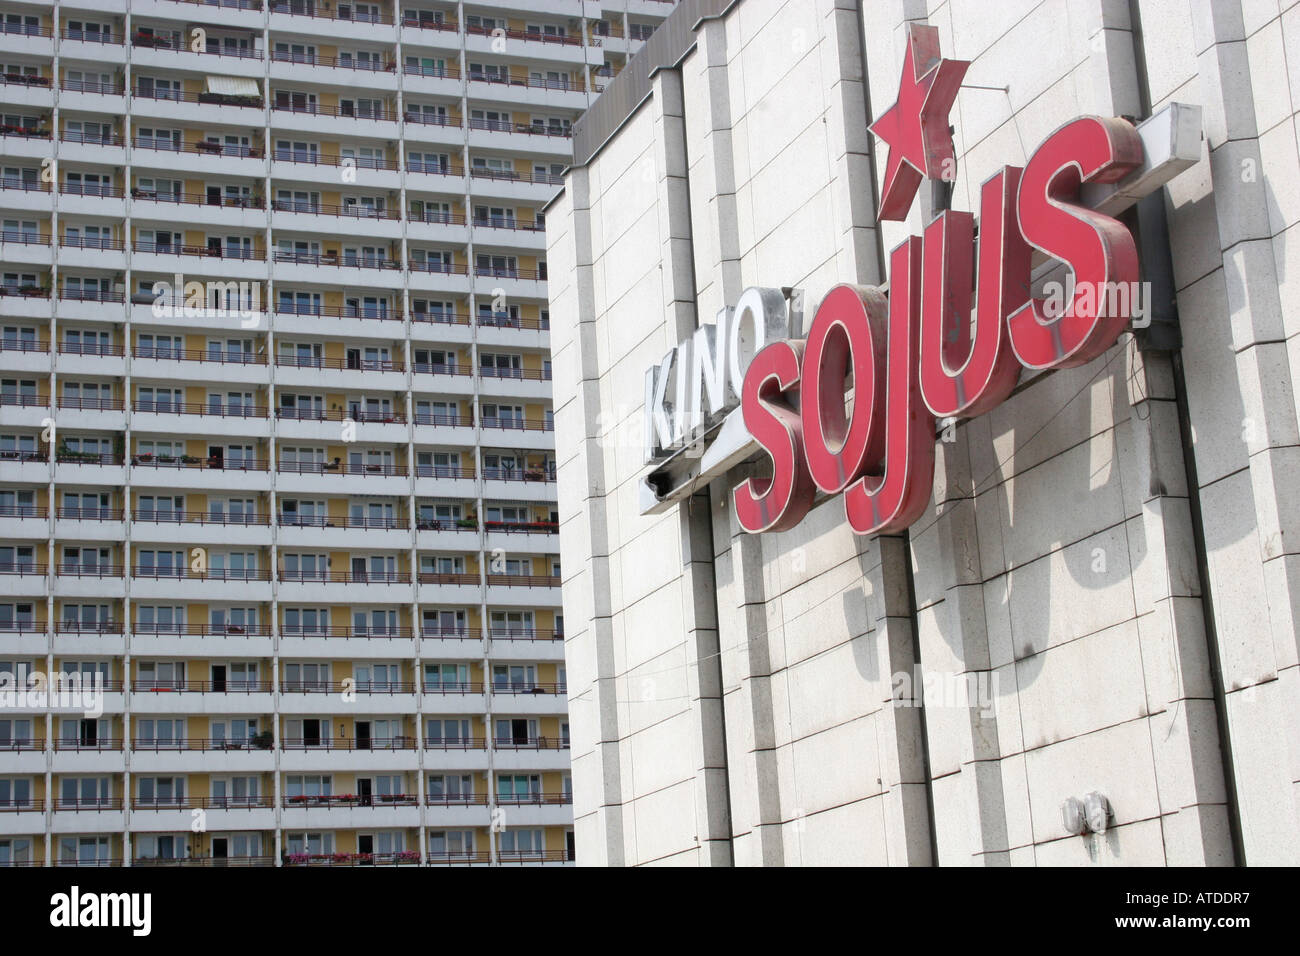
[800,284,888,493]
[919,166,1030,418]
[844,238,935,534]
[1008,116,1143,369]
[733,340,817,534]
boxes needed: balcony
[418,627,485,660]
[279,735,419,772]
[0,178,52,215]
[467,167,564,205]
[131,238,268,281]
[129,678,273,715]
[129,456,272,493]
[276,512,410,551]
[270,100,399,139]
[52,563,126,600]
[128,737,275,774]
[129,565,274,602]
[56,341,125,378]
[129,794,275,834]
[269,0,398,42]
[278,626,416,661]
[275,458,409,497]
[129,400,271,439]
[0,503,49,541]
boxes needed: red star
[869,23,969,221]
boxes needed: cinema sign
[640,25,1202,533]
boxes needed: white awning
[205,76,260,97]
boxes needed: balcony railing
[53,620,123,634]
[58,342,124,357]
[130,622,271,636]
[274,407,404,423]
[53,798,124,811]
[493,791,573,806]
[274,304,400,322]
[274,355,401,372]
[272,197,400,217]
[133,346,264,364]
[280,680,415,694]
[270,1,394,24]
[132,189,265,208]
[0,798,42,811]
[130,509,268,525]
[278,513,406,529]
[279,626,415,639]
[489,627,564,642]
[271,50,393,70]
[53,563,123,578]
[487,574,562,588]
[281,736,417,751]
[422,680,484,695]
[132,796,273,810]
[132,856,274,867]
[276,460,404,476]
[479,416,554,432]
[465,24,585,47]
[0,393,48,407]
[277,569,406,584]
[0,562,45,576]
[130,455,269,472]
[131,737,273,752]
[491,681,566,695]
[131,565,272,581]
[132,400,268,417]
[423,736,486,750]
[410,310,472,327]
[54,453,124,466]
[60,28,116,44]
[53,738,123,751]
[416,571,478,586]
[479,367,552,381]
[467,117,572,139]
[132,680,273,693]
[271,101,398,121]
[492,735,570,751]
[0,505,48,518]
[55,396,125,411]
[273,250,402,270]
[282,793,418,807]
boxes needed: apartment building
[0,0,674,868]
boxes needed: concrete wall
[548,0,1300,865]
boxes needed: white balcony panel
[54,407,116,432]
[52,575,125,600]
[0,812,44,835]
[130,48,264,80]
[129,576,273,603]
[269,60,398,91]
[271,310,402,340]
[467,273,549,301]
[0,136,51,162]
[133,0,257,24]
[278,747,418,773]
[467,176,561,205]
[278,635,415,659]
[406,270,473,296]
[2,242,51,267]
[411,477,478,503]
[493,802,573,827]
[404,219,470,246]
[57,140,125,166]
[274,365,406,391]
[131,303,269,335]
[466,127,572,159]
[489,638,565,662]
[489,690,567,715]
[56,193,125,221]
[0,295,52,321]
[130,147,266,180]
[130,521,272,548]
[56,352,125,378]
[275,418,408,444]
[280,803,421,830]
[413,526,480,551]
[279,692,418,716]
[131,806,275,834]
[266,208,397,239]
[0,634,45,657]
[270,259,402,290]
[0,187,54,214]
[488,749,569,775]
[397,71,462,98]
[422,748,489,772]
[50,634,125,657]
[56,246,126,272]
[402,120,464,149]
[411,370,474,397]
[0,515,49,540]
[277,524,410,551]
[128,465,272,493]
[485,583,562,608]
[269,110,399,141]
[58,90,127,114]
[0,348,50,375]
[403,167,469,195]
[479,478,556,504]
[49,750,126,775]
[53,518,126,543]
[480,427,555,452]
[130,410,271,439]
[268,11,397,43]
[409,423,474,448]
[419,803,490,828]
[276,579,413,604]
[57,299,127,323]
[129,748,274,774]
[130,357,269,386]
[476,375,552,402]
[469,222,548,250]
[126,633,274,659]
[0,749,44,774]
[418,690,487,714]
[409,320,473,347]
[59,39,127,65]
[463,78,593,110]
[416,634,484,659]
[53,462,125,487]
[50,810,126,834]
[483,531,557,555]
[274,471,409,496]
[130,199,266,231]
[128,96,263,130]
[128,691,274,716]
[416,581,482,605]
[130,252,268,283]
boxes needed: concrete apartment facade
[547,0,1300,865]
[0,0,676,868]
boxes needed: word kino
[642,108,1198,534]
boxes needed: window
[499,829,544,854]
[428,830,474,859]
[134,718,183,748]
[0,778,32,809]
[58,836,109,867]
[283,608,330,635]
[423,662,468,691]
